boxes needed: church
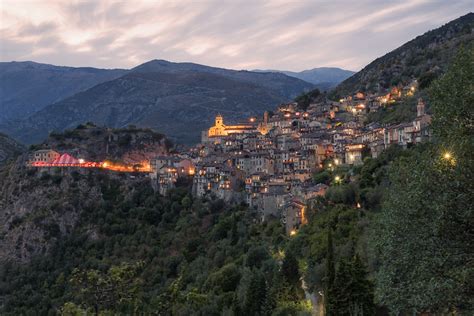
[202,113,271,143]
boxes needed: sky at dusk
[1,0,472,71]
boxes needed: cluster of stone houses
[165,81,430,234]
[28,80,431,235]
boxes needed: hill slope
[0,61,127,123]
[332,12,474,96]
[1,69,306,144]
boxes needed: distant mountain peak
[253,67,355,88]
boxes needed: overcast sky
[1,0,472,71]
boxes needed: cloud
[0,0,471,71]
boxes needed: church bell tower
[417,98,425,117]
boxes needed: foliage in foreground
[373,46,474,314]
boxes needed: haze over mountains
[254,67,355,89]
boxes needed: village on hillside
[27,81,432,235]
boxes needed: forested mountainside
[1,45,472,316]
[0,61,312,145]
[0,133,24,166]
[332,12,474,97]
[0,61,127,123]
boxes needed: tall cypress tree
[350,255,375,315]
[325,229,336,315]
[244,270,267,315]
[281,250,300,286]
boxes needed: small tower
[215,114,224,126]
[258,111,270,135]
[417,98,425,117]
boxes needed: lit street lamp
[442,151,456,165]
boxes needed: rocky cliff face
[0,160,102,262]
[33,123,169,162]
[0,125,167,263]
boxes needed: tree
[69,262,143,314]
[246,246,270,269]
[328,256,375,316]
[373,46,474,314]
[281,250,300,286]
[244,271,267,315]
[350,255,375,315]
[325,229,336,315]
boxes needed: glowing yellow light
[410,86,415,92]
[334,159,339,165]
[78,159,85,164]
[335,176,341,182]
[102,162,108,168]
[328,163,333,168]
[357,202,361,209]
[290,229,297,236]
[249,117,256,123]
[443,152,452,160]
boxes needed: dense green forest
[1,48,472,316]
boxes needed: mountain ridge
[0,61,128,123]
[0,59,314,144]
[0,69,305,144]
[253,67,355,88]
